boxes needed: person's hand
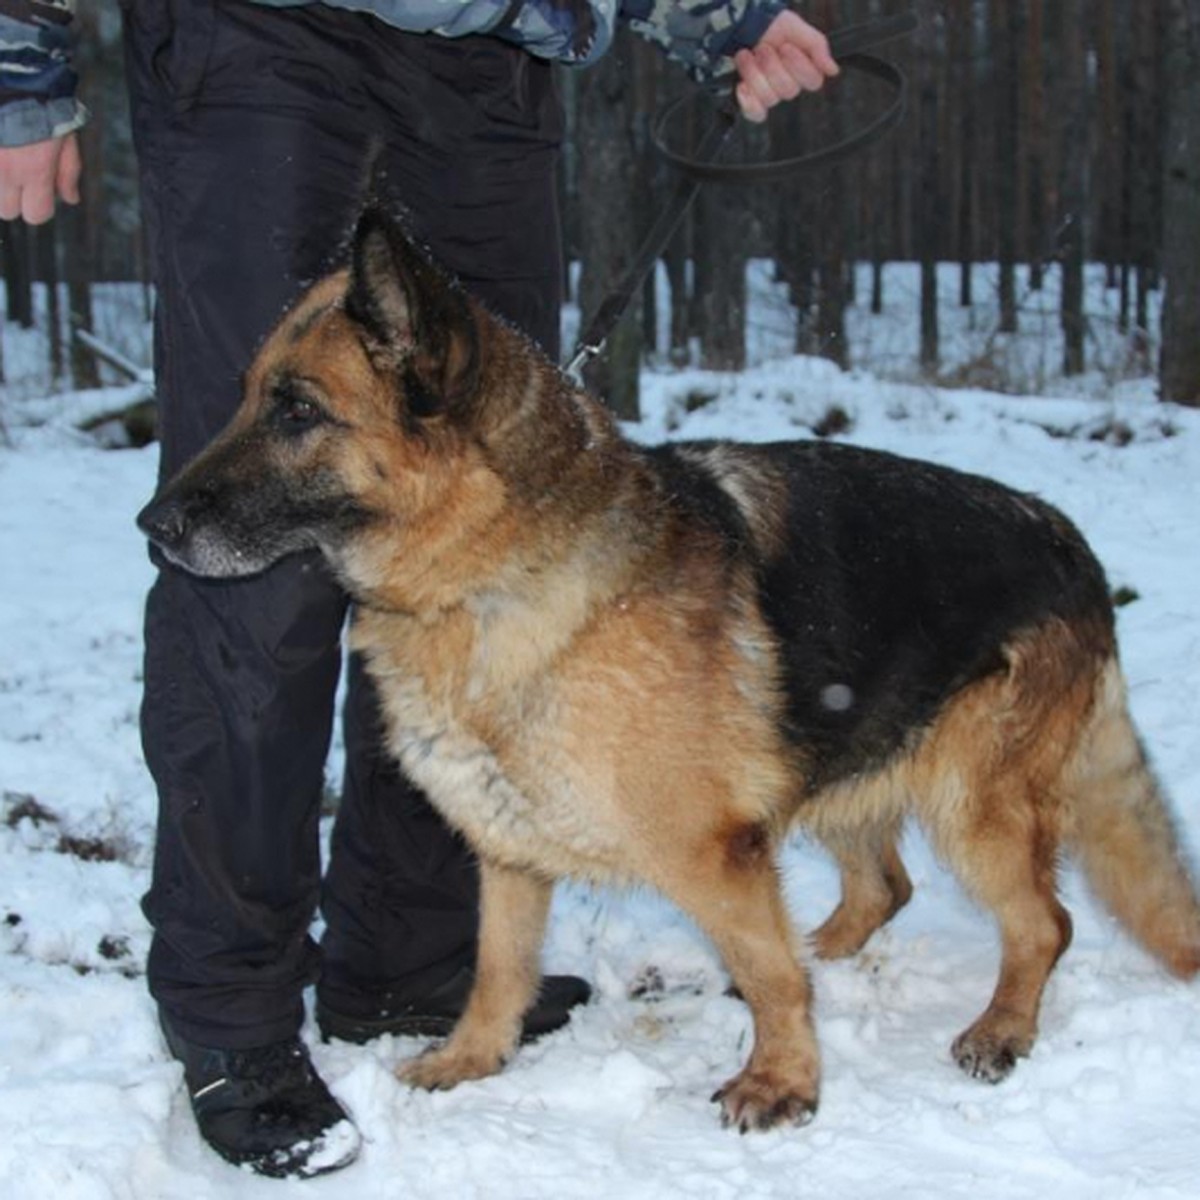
[0,132,82,224]
[734,10,839,123]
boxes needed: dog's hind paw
[712,1068,819,1134]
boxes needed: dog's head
[137,207,509,598]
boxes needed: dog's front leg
[398,858,553,1091]
[658,824,821,1132]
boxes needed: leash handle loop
[565,10,918,380]
[652,10,918,186]
[826,10,920,59]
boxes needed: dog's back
[648,439,1114,791]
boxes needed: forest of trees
[2,1,1199,419]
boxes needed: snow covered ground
[2,271,1199,1197]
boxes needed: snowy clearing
[2,271,1199,1197]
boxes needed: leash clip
[564,341,602,386]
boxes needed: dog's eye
[283,398,319,424]
[272,384,326,434]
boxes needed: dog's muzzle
[136,487,247,576]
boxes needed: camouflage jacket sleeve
[619,0,786,80]
[0,0,85,147]
[498,0,788,77]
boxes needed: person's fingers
[778,42,828,93]
[734,50,774,123]
[21,179,56,224]
[755,45,803,102]
[736,82,767,123]
[0,182,21,222]
[56,134,82,207]
[735,12,842,121]
[0,136,81,224]
[783,14,839,77]
[743,52,783,109]
[736,46,827,121]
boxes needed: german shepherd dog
[138,206,1200,1132]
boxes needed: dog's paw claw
[397,1044,507,1092]
[951,1025,1029,1084]
[713,1069,818,1133]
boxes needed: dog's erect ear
[345,205,479,417]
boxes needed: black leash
[564,10,918,383]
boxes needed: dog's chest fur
[351,602,626,879]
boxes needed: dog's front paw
[397,1042,510,1092]
[712,1068,819,1133]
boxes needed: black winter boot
[161,1015,361,1179]
[316,965,591,1044]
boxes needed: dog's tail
[1067,658,1200,979]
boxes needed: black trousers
[123,0,564,1049]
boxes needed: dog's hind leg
[810,819,913,960]
[399,859,552,1091]
[934,788,1073,1084]
[912,624,1110,1082]
[657,819,821,1132]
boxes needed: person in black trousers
[0,0,836,1178]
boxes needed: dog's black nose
[137,496,188,549]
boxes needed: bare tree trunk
[949,0,975,308]
[63,204,99,390]
[793,253,817,356]
[1160,0,1200,405]
[37,223,63,381]
[777,189,816,356]
[1024,0,1048,290]
[1059,0,1087,375]
[1113,0,1132,332]
[2,222,34,329]
[694,188,748,371]
[655,55,693,368]
[768,92,815,351]
[991,0,1020,333]
[1132,5,1161,339]
[814,168,848,370]
[576,28,641,420]
[917,0,941,372]
[815,272,847,367]
[860,119,883,315]
[634,42,659,362]
[62,3,100,389]
[664,222,690,366]
[1096,0,1121,286]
